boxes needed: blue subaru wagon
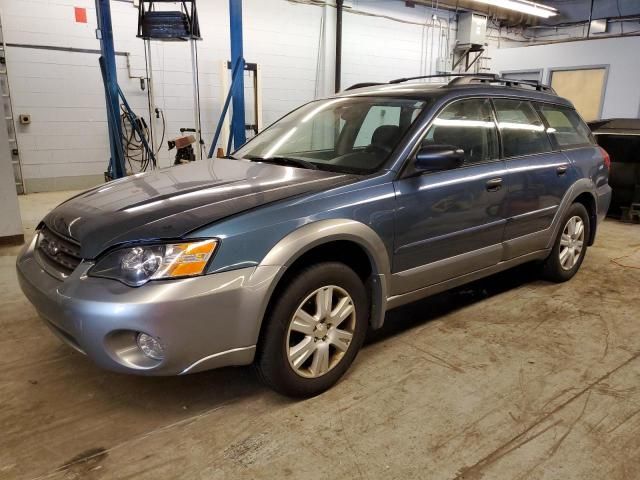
[17,74,611,397]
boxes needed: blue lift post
[229,0,246,150]
[95,0,126,179]
[207,57,244,158]
[207,0,247,158]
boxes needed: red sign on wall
[74,7,87,24]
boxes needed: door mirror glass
[415,145,465,172]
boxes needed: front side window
[421,98,498,165]
[493,99,552,158]
[234,97,426,174]
[536,104,594,148]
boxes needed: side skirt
[385,249,550,311]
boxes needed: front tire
[255,262,368,397]
[542,202,590,282]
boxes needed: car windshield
[234,97,427,174]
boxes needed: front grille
[36,226,82,276]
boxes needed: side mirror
[414,144,465,172]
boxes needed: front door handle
[557,165,568,175]
[486,177,503,192]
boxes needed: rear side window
[493,99,552,158]
[536,104,594,148]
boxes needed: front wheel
[255,262,369,397]
[542,202,590,282]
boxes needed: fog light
[136,333,164,361]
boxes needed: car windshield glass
[234,97,427,174]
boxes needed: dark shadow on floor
[366,261,543,345]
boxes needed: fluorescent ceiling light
[474,0,558,18]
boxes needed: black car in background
[589,118,640,222]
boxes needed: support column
[95,0,125,179]
[317,3,337,99]
[229,0,246,150]
[335,0,343,93]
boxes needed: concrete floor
[2,191,640,480]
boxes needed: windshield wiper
[245,155,319,170]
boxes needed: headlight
[89,239,218,286]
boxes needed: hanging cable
[155,108,166,159]
[120,104,165,174]
[193,39,205,159]
[143,40,156,163]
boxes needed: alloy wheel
[559,215,585,270]
[286,285,357,379]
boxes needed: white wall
[490,36,640,119]
[342,1,455,87]
[0,0,456,192]
[0,0,324,190]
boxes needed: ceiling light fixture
[474,0,558,18]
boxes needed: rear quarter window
[536,104,594,149]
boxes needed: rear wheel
[255,262,368,397]
[542,202,590,282]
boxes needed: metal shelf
[0,12,24,194]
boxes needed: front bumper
[16,236,282,375]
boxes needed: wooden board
[550,68,607,121]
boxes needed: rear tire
[255,262,368,398]
[542,202,590,282]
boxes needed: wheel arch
[544,179,599,252]
[254,219,391,346]
[572,191,598,245]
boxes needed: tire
[255,262,369,397]
[542,202,590,282]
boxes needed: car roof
[335,81,573,108]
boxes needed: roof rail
[345,82,385,91]
[345,73,556,94]
[449,75,556,93]
[385,73,555,94]
[389,73,498,84]
[499,78,555,93]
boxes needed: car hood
[44,158,356,259]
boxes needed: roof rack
[380,73,555,94]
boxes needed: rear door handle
[486,177,503,192]
[557,165,568,175]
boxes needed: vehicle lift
[137,0,204,162]
[96,0,250,179]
